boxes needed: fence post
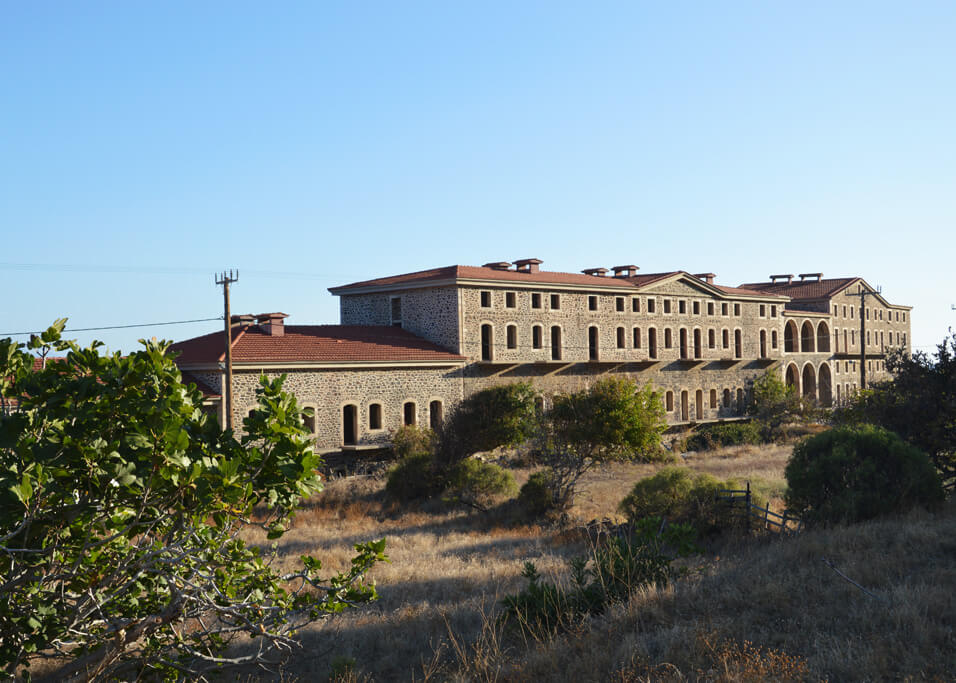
[745,481,751,534]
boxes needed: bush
[500,517,697,637]
[684,421,762,451]
[785,426,944,526]
[618,467,761,535]
[748,370,802,441]
[390,424,435,460]
[549,377,667,461]
[445,458,517,511]
[518,469,558,517]
[385,454,442,501]
[435,383,539,464]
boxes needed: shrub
[785,425,944,526]
[618,467,761,535]
[748,370,801,441]
[435,383,539,465]
[445,458,517,510]
[684,421,762,451]
[518,469,557,517]
[385,454,442,501]
[549,377,667,462]
[390,424,435,460]
[500,517,697,637]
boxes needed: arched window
[532,325,543,349]
[759,330,767,358]
[734,329,742,359]
[784,321,798,352]
[771,330,778,349]
[722,388,731,408]
[665,390,674,412]
[301,406,316,435]
[679,328,688,359]
[342,404,358,446]
[506,324,517,349]
[480,324,493,361]
[368,403,382,430]
[664,328,672,349]
[708,328,716,349]
[693,329,702,359]
[403,401,416,426]
[616,326,625,349]
[709,389,717,409]
[817,321,830,352]
[632,327,641,349]
[722,328,729,350]
[648,328,658,359]
[588,326,599,360]
[429,400,443,430]
[800,321,815,352]
[550,326,562,361]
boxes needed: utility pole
[852,284,881,391]
[216,270,239,430]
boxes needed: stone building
[172,260,911,452]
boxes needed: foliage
[434,383,539,465]
[785,425,944,526]
[500,517,697,637]
[444,458,517,511]
[548,377,666,461]
[390,424,436,460]
[684,421,762,451]
[517,469,558,517]
[618,467,762,535]
[833,335,956,490]
[384,454,443,501]
[0,322,387,681]
[748,370,801,441]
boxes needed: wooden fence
[716,482,803,534]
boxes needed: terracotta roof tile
[171,325,466,366]
[739,278,860,300]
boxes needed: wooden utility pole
[216,270,239,430]
[852,284,881,391]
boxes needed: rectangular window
[707,301,715,316]
[664,328,672,349]
[616,327,625,348]
[532,326,542,349]
[616,297,625,312]
[588,295,598,311]
[550,294,560,310]
[678,300,686,314]
[390,297,402,327]
[633,327,641,348]
[647,298,656,313]
[480,291,491,308]
[531,292,542,309]
[734,303,741,316]
[693,301,700,315]
[369,404,382,430]
[507,325,517,349]
[771,305,777,318]
[759,304,766,317]
[721,302,728,316]
[664,299,672,314]
[505,292,516,308]
[631,297,640,312]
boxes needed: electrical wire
[1,317,223,337]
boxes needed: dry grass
[239,441,953,681]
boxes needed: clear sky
[2,1,954,355]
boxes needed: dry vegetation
[239,440,955,681]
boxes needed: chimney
[770,274,794,284]
[694,272,716,285]
[581,267,609,277]
[482,261,512,271]
[231,314,254,327]
[798,272,823,282]
[256,312,288,337]
[513,258,542,273]
[611,264,639,278]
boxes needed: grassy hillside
[242,442,954,681]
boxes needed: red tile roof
[739,278,860,300]
[331,264,785,298]
[171,325,466,366]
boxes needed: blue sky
[2,1,954,354]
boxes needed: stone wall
[339,287,461,353]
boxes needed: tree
[525,378,667,513]
[0,322,386,681]
[785,425,944,526]
[748,369,801,441]
[836,335,956,490]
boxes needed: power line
[0,262,351,281]
[1,317,223,337]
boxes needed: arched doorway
[802,364,817,403]
[785,363,800,394]
[800,321,815,352]
[817,321,831,352]
[680,390,689,421]
[695,389,703,420]
[784,321,798,352]
[818,363,832,407]
[342,404,357,446]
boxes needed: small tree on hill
[748,369,801,441]
[0,322,386,680]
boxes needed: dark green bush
[435,383,539,465]
[384,455,442,501]
[390,424,435,460]
[684,421,762,451]
[444,458,517,510]
[785,425,944,526]
[618,467,761,535]
[517,469,557,517]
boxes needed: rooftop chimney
[769,274,794,284]
[513,258,542,273]
[256,312,289,337]
[482,261,512,271]
[231,314,255,327]
[694,272,716,285]
[798,272,823,282]
[581,267,609,277]
[611,264,639,278]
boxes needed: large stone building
[172,260,911,453]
